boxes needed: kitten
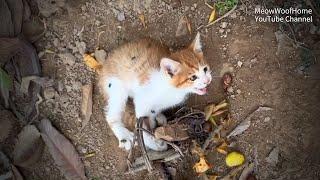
[99,33,212,151]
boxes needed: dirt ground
[2,0,320,179]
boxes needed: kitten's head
[160,33,212,95]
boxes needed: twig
[96,31,105,49]
[137,117,153,172]
[28,93,43,125]
[202,124,223,150]
[205,2,238,28]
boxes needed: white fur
[193,32,202,53]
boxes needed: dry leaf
[84,152,96,159]
[81,84,93,130]
[39,119,87,180]
[212,100,228,113]
[191,141,205,157]
[193,156,211,173]
[154,123,189,142]
[186,18,192,34]
[227,106,272,138]
[11,165,24,180]
[227,119,250,138]
[216,142,228,155]
[83,53,102,70]
[239,163,254,180]
[13,125,45,168]
[176,16,191,37]
[208,7,216,24]
[138,14,146,28]
[212,109,228,117]
[208,175,219,180]
[204,104,214,120]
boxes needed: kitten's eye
[189,75,198,81]
[204,67,208,73]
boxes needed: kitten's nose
[204,78,211,85]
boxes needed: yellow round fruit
[225,152,245,167]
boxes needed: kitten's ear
[189,32,203,56]
[160,58,181,77]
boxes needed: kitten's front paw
[155,113,167,126]
[146,137,168,151]
[118,131,134,151]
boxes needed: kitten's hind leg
[104,79,133,151]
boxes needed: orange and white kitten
[99,33,212,151]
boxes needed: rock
[264,117,271,122]
[57,81,64,92]
[94,49,107,64]
[75,41,86,55]
[230,13,237,19]
[236,89,241,94]
[266,147,279,166]
[77,145,87,154]
[43,87,56,99]
[221,22,228,29]
[58,53,76,66]
[227,86,234,93]
[237,60,243,67]
[117,11,125,21]
[219,29,225,34]
[53,38,59,47]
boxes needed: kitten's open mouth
[195,87,208,95]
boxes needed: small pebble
[117,11,125,21]
[221,22,228,29]
[43,87,56,99]
[237,61,243,67]
[236,89,241,94]
[264,117,271,122]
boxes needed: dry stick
[202,124,223,150]
[137,117,153,172]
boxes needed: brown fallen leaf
[39,119,87,180]
[11,165,24,180]
[216,141,228,155]
[83,53,102,70]
[193,156,211,174]
[176,16,191,37]
[208,7,216,24]
[154,123,189,141]
[222,73,232,90]
[13,125,45,168]
[80,84,93,130]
